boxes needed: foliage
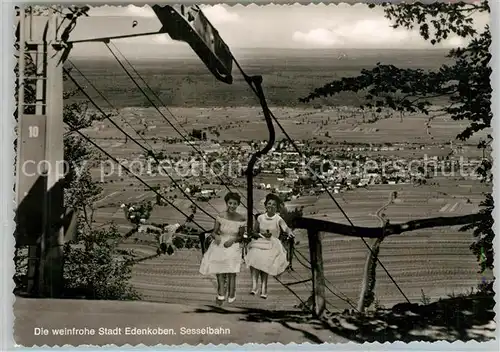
[120,199,202,255]
[62,93,140,299]
[420,289,431,305]
[279,205,304,229]
[190,128,207,140]
[460,193,493,273]
[301,1,493,273]
[121,201,154,226]
[63,224,140,300]
[62,103,140,300]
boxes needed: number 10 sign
[16,114,47,245]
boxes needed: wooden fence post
[308,229,326,317]
[357,223,387,312]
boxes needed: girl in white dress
[245,193,294,299]
[199,192,246,304]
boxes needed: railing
[291,213,481,316]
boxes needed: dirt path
[13,297,350,346]
[375,191,394,226]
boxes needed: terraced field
[128,227,486,311]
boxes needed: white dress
[245,213,289,276]
[199,216,244,275]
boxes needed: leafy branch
[300,1,493,273]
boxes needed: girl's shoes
[216,295,225,306]
[260,293,268,299]
[250,288,258,295]
[228,296,236,303]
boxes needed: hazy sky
[68,4,489,58]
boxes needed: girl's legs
[259,271,269,298]
[216,274,226,298]
[250,267,259,294]
[227,273,236,302]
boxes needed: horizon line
[69,46,451,59]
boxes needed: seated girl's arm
[213,219,221,235]
[212,218,222,244]
[253,218,261,238]
[278,216,295,237]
